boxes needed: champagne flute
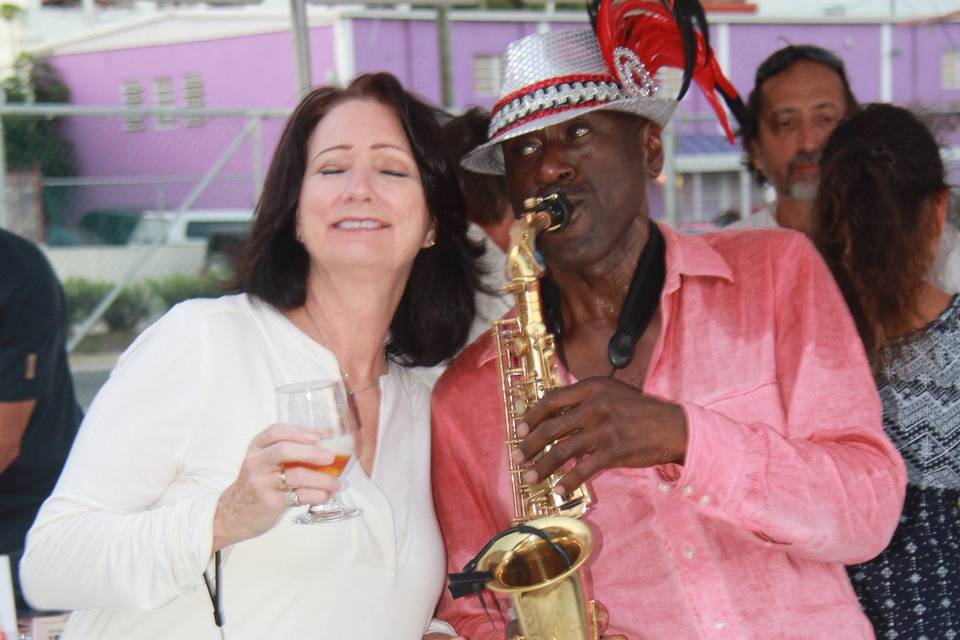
[277,379,361,524]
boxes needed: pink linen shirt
[431,224,906,639]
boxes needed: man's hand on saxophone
[511,377,688,494]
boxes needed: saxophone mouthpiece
[523,192,571,232]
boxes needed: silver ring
[285,487,300,508]
[278,470,289,490]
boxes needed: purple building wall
[352,19,439,101]
[49,28,336,218]
[448,20,540,109]
[726,23,884,103]
[894,22,960,106]
[40,13,960,221]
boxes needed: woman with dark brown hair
[20,73,476,639]
[812,103,959,639]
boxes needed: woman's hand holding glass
[212,423,342,551]
[277,379,361,524]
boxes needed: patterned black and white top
[848,294,960,640]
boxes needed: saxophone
[470,193,600,640]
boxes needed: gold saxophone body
[473,193,600,640]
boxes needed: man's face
[750,60,849,202]
[501,110,662,271]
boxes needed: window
[184,220,251,240]
[153,76,175,130]
[121,80,144,132]
[473,54,502,97]
[183,73,205,127]
[942,50,960,90]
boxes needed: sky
[754,0,960,18]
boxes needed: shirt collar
[657,222,734,293]
[474,221,735,366]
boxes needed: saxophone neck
[504,192,571,283]
[505,212,552,282]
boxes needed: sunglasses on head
[755,45,846,85]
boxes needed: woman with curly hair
[812,103,959,639]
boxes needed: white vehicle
[128,209,253,246]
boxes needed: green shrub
[103,284,154,332]
[65,274,226,335]
[62,277,112,326]
[148,272,225,309]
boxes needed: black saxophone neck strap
[607,220,666,371]
[541,220,667,372]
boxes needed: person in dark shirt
[0,228,82,614]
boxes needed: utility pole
[436,3,454,109]
[0,84,7,231]
[290,0,313,98]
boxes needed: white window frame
[941,50,960,90]
[153,76,175,131]
[473,54,503,98]
[183,73,205,127]
[121,79,145,132]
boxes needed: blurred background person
[812,103,959,639]
[735,44,856,235]
[19,73,478,640]
[0,228,82,618]
[734,43,960,292]
[441,107,513,344]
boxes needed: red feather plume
[594,0,743,143]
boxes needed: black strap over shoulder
[607,221,666,371]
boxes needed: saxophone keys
[513,398,528,415]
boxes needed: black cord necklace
[543,220,667,377]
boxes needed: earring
[427,238,436,248]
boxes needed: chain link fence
[0,103,290,350]
[0,102,773,353]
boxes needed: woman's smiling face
[297,98,434,275]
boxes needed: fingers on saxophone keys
[510,442,528,466]
[531,434,590,487]
[555,454,603,496]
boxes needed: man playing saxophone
[431,3,906,638]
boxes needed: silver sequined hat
[462,28,678,175]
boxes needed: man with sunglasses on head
[733,44,960,290]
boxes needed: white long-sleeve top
[20,294,454,639]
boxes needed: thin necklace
[302,301,382,396]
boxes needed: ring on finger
[278,469,289,490]
[285,487,300,508]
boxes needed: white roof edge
[24,6,343,57]
[339,8,902,24]
[22,5,950,57]
[674,153,743,174]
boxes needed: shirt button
[658,482,671,493]
[682,485,695,497]
[683,547,695,560]
[699,494,711,506]
[713,619,726,630]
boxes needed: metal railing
[0,101,765,351]
[0,102,291,350]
